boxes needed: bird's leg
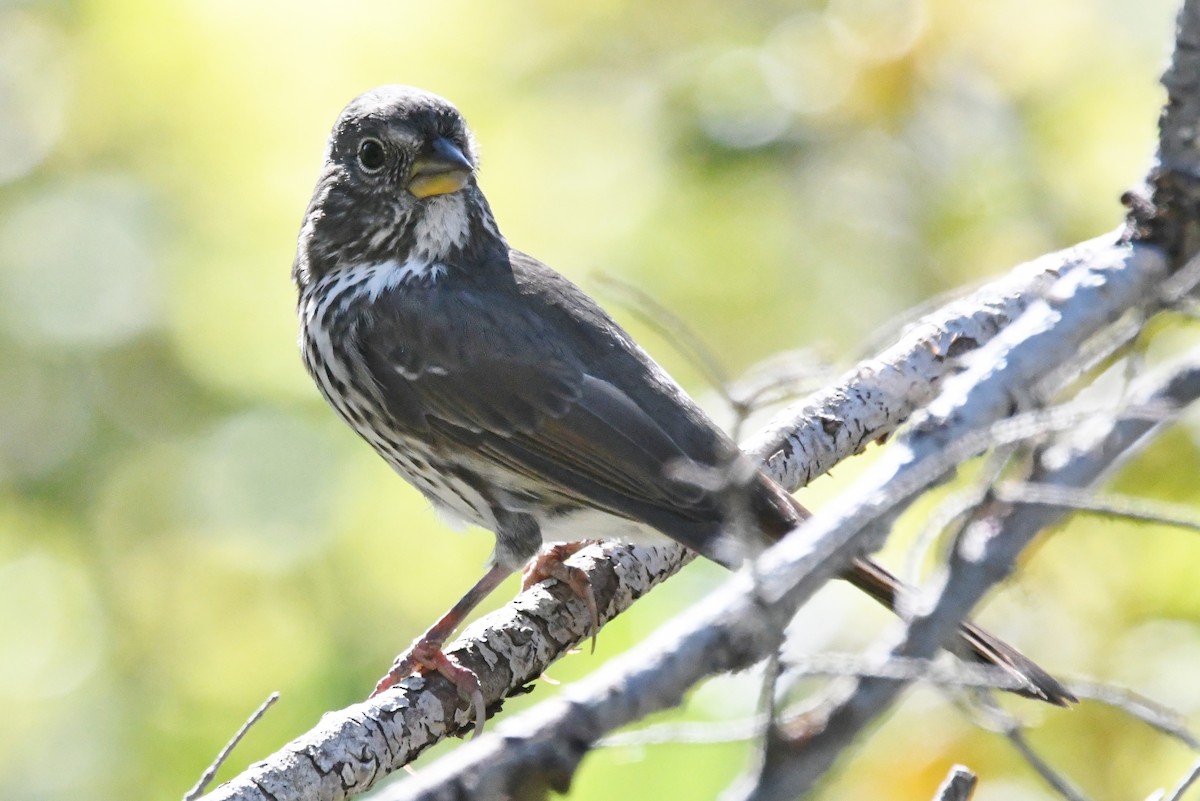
[370,562,513,735]
[521,541,599,653]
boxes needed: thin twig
[1067,681,1198,748]
[1033,313,1145,402]
[932,765,978,801]
[729,349,833,412]
[184,693,280,801]
[1161,249,1200,305]
[743,237,1085,488]
[776,653,1042,697]
[1161,756,1200,801]
[729,321,1188,801]
[594,274,833,440]
[600,717,769,748]
[960,695,1091,801]
[601,670,1197,769]
[592,273,735,405]
[778,653,1197,750]
[1174,298,1200,318]
[996,482,1200,534]
[902,446,1018,594]
[1004,727,1093,801]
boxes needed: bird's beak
[408,137,473,198]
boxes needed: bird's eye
[357,138,387,172]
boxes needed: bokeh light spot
[181,410,343,568]
[0,11,69,184]
[0,176,164,348]
[763,13,859,116]
[694,47,792,149]
[826,0,926,63]
[0,551,105,700]
[0,354,94,482]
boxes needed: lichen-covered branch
[198,0,1200,796]
[1131,0,1200,258]
[734,354,1200,801]
[743,241,1076,486]
[200,543,691,801]
[374,241,1166,801]
[199,222,1104,801]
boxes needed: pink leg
[521,541,599,653]
[370,563,513,736]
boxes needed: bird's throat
[412,193,471,263]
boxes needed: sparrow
[293,85,1074,732]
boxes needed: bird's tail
[750,473,1076,706]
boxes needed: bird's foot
[522,541,599,653]
[370,638,486,736]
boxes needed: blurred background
[2,0,1198,799]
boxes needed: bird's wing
[352,276,725,535]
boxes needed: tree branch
[932,765,977,801]
[367,240,1166,801]
[734,353,1200,801]
[743,243,1072,484]
[199,235,1110,801]
[200,0,1200,795]
[744,313,1184,801]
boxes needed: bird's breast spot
[363,259,446,299]
[393,364,422,380]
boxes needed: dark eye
[357,138,387,172]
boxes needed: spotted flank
[298,260,495,530]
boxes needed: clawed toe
[367,543,601,738]
[522,541,600,651]
[370,639,486,737]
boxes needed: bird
[292,85,1074,732]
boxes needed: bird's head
[294,86,500,287]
